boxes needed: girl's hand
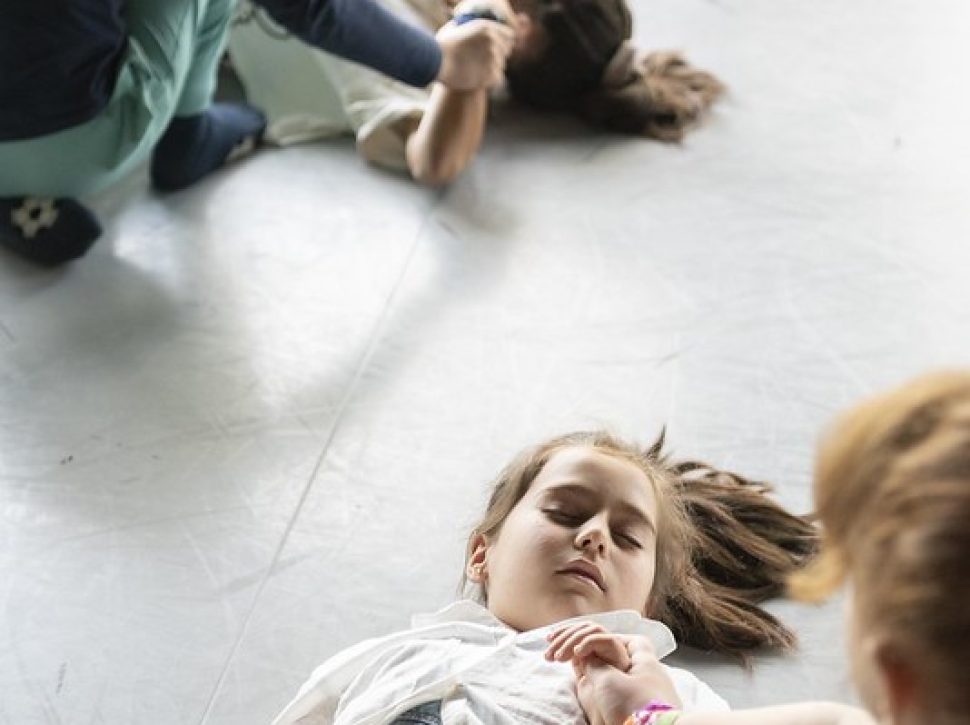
[435,15,514,91]
[546,624,681,725]
[545,623,633,671]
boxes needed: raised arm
[404,7,513,184]
[404,82,489,185]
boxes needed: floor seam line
[197,191,444,723]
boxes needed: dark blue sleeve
[0,0,127,141]
[255,0,443,88]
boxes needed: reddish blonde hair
[462,430,817,660]
[790,371,970,710]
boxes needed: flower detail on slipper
[11,198,59,240]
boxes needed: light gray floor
[3,0,970,722]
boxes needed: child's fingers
[546,623,607,662]
[550,630,629,671]
[545,622,606,661]
[544,623,587,659]
[547,622,605,646]
[545,623,602,662]
[573,633,631,671]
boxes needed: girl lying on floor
[230,0,724,185]
[273,429,816,724]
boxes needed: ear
[874,638,921,720]
[466,533,490,583]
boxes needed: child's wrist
[622,700,682,725]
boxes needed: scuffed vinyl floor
[2,0,969,722]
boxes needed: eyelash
[544,509,582,525]
[542,509,643,549]
[618,533,642,549]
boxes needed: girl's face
[468,446,660,631]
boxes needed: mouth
[557,561,606,593]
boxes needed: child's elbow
[406,141,469,186]
[410,157,464,187]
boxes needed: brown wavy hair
[506,0,724,140]
[790,371,970,713]
[461,430,817,661]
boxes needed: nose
[575,519,608,556]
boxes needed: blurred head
[790,371,970,723]
[504,0,724,140]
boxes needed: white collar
[411,599,677,658]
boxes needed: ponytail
[580,51,725,140]
[646,434,818,660]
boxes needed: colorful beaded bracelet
[622,700,683,725]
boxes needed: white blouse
[273,600,729,725]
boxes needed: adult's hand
[435,19,514,91]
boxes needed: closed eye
[542,508,584,526]
[615,532,642,549]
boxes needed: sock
[150,103,266,192]
[0,197,102,266]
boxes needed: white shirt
[273,600,729,725]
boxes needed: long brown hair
[505,0,724,141]
[790,371,970,712]
[462,430,817,660]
